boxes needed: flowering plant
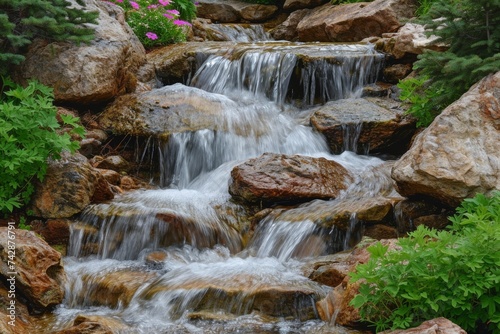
[107,0,197,47]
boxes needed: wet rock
[303,251,352,287]
[297,0,417,42]
[75,270,158,308]
[0,228,65,311]
[12,0,148,104]
[98,84,235,138]
[95,169,122,186]
[270,9,311,41]
[392,71,500,207]
[381,317,467,334]
[229,153,353,206]
[364,224,398,239]
[393,199,452,234]
[30,153,114,218]
[310,97,416,155]
[0,284,34,334]
[53,315,131,334]
[197,0,278,23]
[383,63,413,84]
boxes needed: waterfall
[55,41,392,333]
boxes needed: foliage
[0,0,98,77]
[397,75,445,127]
[331,0,371,4]
[400,0,500,127]
[350,192,500,333]
[0,78,85,214]
[107,0,196,48]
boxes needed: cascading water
[47,35,395,333]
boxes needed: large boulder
[0,228,66,311]
[98,84,235,138]
[270,9,311,41]
[392,72,500,207]
[297,0,417,42]
[30,153,114,219]
[310,98,416,155]
[12,0,148,104]
[229,153,353,205]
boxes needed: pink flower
[173,20,192,26]
[148,4,158,9]
[115,0,123,2]
[130,1,139,9]
[158,0,170,5]
[146,32,158,40]
[166,9,180,15]
[163,13,174,19]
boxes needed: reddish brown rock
[297,0,417,42]
[29,153,114,218]
[30,219,71,245]
[52,315,131,334]
[0,228,65,311]
[229,153,353,205]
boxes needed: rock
[197,0,278,23]
[310,98,416,155]
[75,270,158,308]
[393,199,452,234]
[93,155,130,173]
[297,0,417,42]
[78,138,102,158]
[52,315,131,334]
[392,71,500,207]
[12,0,148,104]
[0,228,65,311]
[98,84,237,138]
[30,153,114,218]
[95,169,122,186]
[383,63,413,84]
[0,284,34,334]
[283,0,329,11]
[30,219,71,245]
[316,239,400,326]
[381,317,467,334]
[377,23,445,60]
[229,153,353,205]
[270,9,311,41]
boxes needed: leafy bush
[400,0,500,127]
[350,192,500,333]
[0,78,85,214]
[0,0,98,77]
[107,0,196,48]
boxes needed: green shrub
[0,0,98,77]
[107,0,196,48]
[0,77,85,214]
[350,192,500,333]
[400,0,500,127]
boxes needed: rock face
[382,318,467,334]
[229,153,353,205]
[0,228,65,311]
[30,153,114,219]
[197,0,278,22]
[392,71,500,207]
[283,0,328,11]
[297,0,417,42]
[98,84,235,137]
[270,9,311,41]
[310,98,416,155]
[12,0,148,104]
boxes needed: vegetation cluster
[351,192,500,333]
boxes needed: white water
[52,41,392,333]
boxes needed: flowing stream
[42,27,395,333]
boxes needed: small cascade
[189,43,384,105]
[206,24,272,41]
[342,122,363,153]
